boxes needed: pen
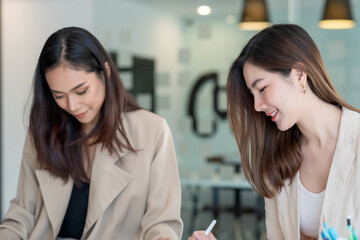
[349,229,355,240]
[205,219,217,236]
[348,216,354,240]
[329,227,338,240]
[353,227,358,240]
[323,215,329,235]
[321,227,330,240]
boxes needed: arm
[141,119,183,240]
[265,196,284,240]
[0,134,40,239]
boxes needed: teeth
[271,110,277,117]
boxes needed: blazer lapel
[322,108,357,227]
[35,170,73,239]
[282,172,300,239]
[83,144,134,234]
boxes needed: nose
[253,95,266,112]
[67,94,80,112]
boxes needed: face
[45,64,106,133]
[243,61,304,131]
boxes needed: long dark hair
[227,24,359,198]
[29,27,140,186]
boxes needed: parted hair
[29,27,140,186]
[226,24,358,198]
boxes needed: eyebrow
[50,82,86,94]
[248,78,264,90]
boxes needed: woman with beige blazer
[0,27,183,240]
[190,24,360,240]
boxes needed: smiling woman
[190,23,360,240]
[0,27,183,240]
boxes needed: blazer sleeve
[0,133,39,239]
[141,119,183,240]
[265,196,284,240]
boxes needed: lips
[266,109,278,121]
[75,110,88,118]
[271,111,278,121]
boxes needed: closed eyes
[77,89,88,95]
[53,88,88,99]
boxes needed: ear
[292,64,307,94]
[295,69,306,83]
[104,61,111,79]
[292,62,307,84]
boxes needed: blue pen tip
[329,227,338,240]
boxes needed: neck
[296,97,342,148]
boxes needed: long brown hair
[227,24,359,198]
[29,27,140,186]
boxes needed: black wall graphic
[187,72,227,137]
[110,52,156,112]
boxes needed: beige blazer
[0,109,183,240]
[265,107,360,239]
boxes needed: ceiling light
[238,0,270,31]
[197,6,211,16]
[319,0,355,29]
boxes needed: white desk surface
[181,177,253,190]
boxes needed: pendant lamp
[319,0,355,29]
[238,0,270,31]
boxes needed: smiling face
[45,64,106,133]
[243,61,304,131]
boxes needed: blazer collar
[322,107,357,227]
[36,114,140,237]
[35,144,137,238]
[83,144,134,234]
[283,172,300,239]
[35,169,73,240]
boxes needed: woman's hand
[188,231,217,240]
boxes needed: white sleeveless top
[299,180,325,238]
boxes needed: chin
[276,123,291,132]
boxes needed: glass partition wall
[2,0,360,238]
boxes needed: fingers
[208,232,216,239]
[188,231,217,240]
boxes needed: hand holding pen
[188,220,217,240]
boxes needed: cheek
[94,84,106,104]
[267,84,290,106]
[54,99,67,111]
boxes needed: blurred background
[2,0,360,239]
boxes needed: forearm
[0,228,22,240]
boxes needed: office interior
[1,0,360,239]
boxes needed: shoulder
[342,107,360,119]
[339,107,360,140]
[124,109,166,125]
[123,109,167,130]
[119,110,174,152]
[122,109,170,140]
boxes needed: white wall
[1,0,94,215]
[93,0,186,124]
